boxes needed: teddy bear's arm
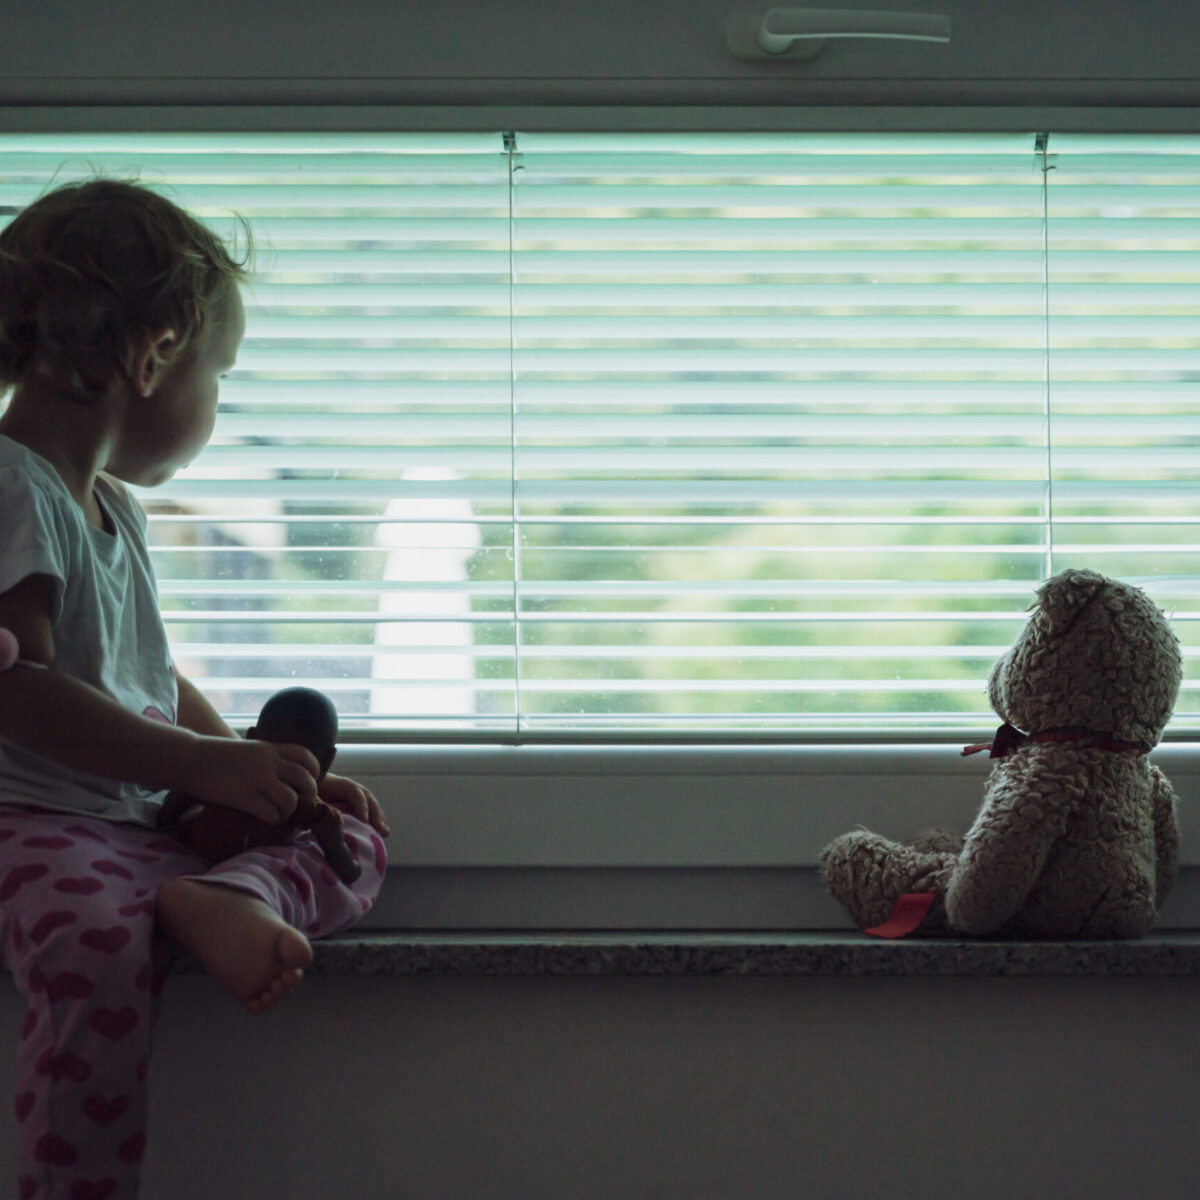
[944,757,1075,936]
[1150,765,1180,910]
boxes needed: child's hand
[184,736,321,825]
[319,771,390,837]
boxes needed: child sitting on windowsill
[0,177,390,1200]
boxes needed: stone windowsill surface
[167,931,1200,977]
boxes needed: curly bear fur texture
[820,569,1182,939]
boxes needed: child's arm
[174,666,238,739]
[0,575,318,824]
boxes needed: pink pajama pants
[0,805,387,1200]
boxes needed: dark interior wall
[1,0,1197,111]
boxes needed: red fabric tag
[864,892,938,939]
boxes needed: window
[1,132,1196,741]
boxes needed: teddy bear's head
[987,568,1182,749]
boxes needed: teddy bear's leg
[820,831,959,934]
[909,828,964,856]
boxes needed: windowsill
[335,741,1200,872]
[166,931,1200,977]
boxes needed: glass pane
[1047,135,1200,732]
[512,134,1047,735]
[0,135,516,734]
[4,132,1192,738]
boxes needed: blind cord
[1038,132,1056,581]
[506,131,523,743]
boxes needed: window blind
[0,132,1194,738]
[1043,136,1200,735]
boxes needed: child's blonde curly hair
[0,177,250,403]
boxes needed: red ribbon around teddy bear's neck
[961,723,1148,759]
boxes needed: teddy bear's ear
[1034,568,1107,638]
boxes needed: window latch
[727,6,952,61]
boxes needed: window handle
[727,6,951,61]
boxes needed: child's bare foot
[156,878,313,1013]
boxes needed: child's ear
[132,329,179,397]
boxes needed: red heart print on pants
[0,864,50,901]
[46,972,96,1002]
[34,1132,78,1165]
[55,877,104,895]
[31,910,78,945]
[36,1048,92,1083]
[89,1007,138,1041]
[79,926,132,954]
[91,860,135,881]
[82,1094,130,1127]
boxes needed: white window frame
[340,741,1200,930]
[5,99,1199,930]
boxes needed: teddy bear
[820,568,1183,940]
[157,686,362,884]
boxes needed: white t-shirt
[0,435,177,825]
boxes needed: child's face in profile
[111,286,246,488]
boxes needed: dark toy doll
[158,686,362,883]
